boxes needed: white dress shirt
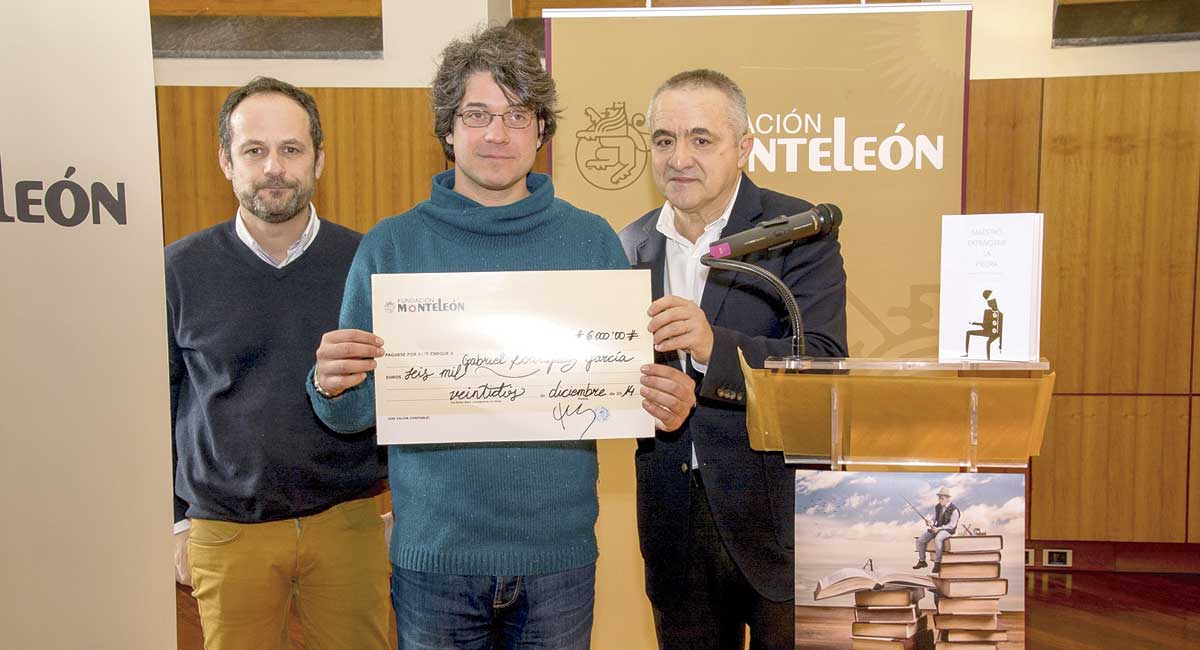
[234,203,321,268]
[654,176,742,468]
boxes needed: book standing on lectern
[939,213,1044,362]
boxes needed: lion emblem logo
[575,102,650,191]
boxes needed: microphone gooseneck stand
[700,203,841,370]
[699,253,806,366]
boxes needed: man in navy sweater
[167,77,389,650]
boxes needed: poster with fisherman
[795,471,1025,650]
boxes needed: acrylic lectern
[739,355,1055,471]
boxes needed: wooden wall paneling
[1091,75,1154,393]
[1033,396,1090,540]
[156,86,446,244]
[385,88,451,219]
[1031,395,1188,542]
[1039,74,1198,395]
[1141,73,1200,392]
[156,86,237,245]
[1047,76,1126,395]
[290,87,447,233]
[307,87,443,233]
[649,0,918,6]
[513,0,643,19]
[1191,397,1200,542]
[1176,86,1200,391]
[513,0,920,17]
[149,0,381,17]
[1039,78,1094,395]
[310,86,359,232]
[965,78,1043,214]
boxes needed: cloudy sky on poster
[795,471,1025,611]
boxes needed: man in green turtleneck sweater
[305,26,696,650]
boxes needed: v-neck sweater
[167,219,386,524]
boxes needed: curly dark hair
[218,76,323,156]
[431,25,560,162]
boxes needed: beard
[237,177,313,224]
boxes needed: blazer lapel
[700,173,765,324]
[631,215,668,300]
[629,212,677,368]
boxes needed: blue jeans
[390,563,596,650]
[916,529,953,562]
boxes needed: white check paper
[370,269,654,444]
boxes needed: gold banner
[549,6,970,357]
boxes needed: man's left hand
[647,296,714,365]
[640,363,696,432]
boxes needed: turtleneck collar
[422,169,559,239]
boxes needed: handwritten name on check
[370,269,654,444]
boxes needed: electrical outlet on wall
[1044,548,1073,567]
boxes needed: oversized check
[370,269,654,444]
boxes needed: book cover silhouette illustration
[963,290,1003,360]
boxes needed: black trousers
[651,471,794,650]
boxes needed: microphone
[707,203,842,259]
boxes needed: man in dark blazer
[620,69,847,650]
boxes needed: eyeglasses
[456,109,535,129]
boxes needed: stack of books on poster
[928,535,1009,649]
[850,587,936,650]
[812,568,938,650]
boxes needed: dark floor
[1023,571,1200,650]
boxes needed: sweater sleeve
[307,225,389,434]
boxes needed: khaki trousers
[189,497,390,650]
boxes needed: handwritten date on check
[370,269,654,444]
